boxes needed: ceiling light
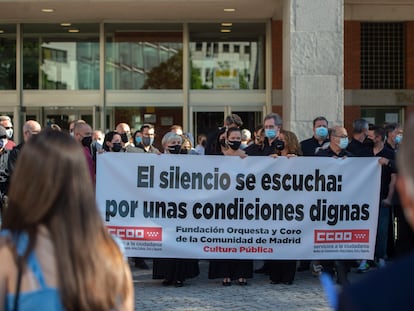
[221,23,233,27]
[68,29,79,33]
[221,29,231,33]
[41,8,55,13]
[60,23,71,27]
[223,8,236,12]
[0,30,4,34]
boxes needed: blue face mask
[315,126,328,138]
[264,129,277,139]
[394,134,402,144]
[338,137,349,149]
[135,136,142,145]
[142,136,154,146]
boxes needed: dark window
[223,44,229,53]
[361,22,405,89]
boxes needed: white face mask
[5,128,13,139]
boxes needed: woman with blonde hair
[0,129,133,310]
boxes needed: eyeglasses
[4,127,12,130]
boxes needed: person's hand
[378,157,390,166]
[269,154,279,158]
[286,154,297,158]
[382,198,392,207]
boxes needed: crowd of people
[0,111,412,308]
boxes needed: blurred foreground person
[338,115,414,311]
[0,129,133,311]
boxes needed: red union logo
[107,226,162,241]
[314,229,369,243]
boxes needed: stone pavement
[131,260,367,311]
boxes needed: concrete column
[282,0,344,141]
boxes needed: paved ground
[131,260,368,311]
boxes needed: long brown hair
[279,129,302,156]
[3,129,131,310]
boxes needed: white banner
[96,153,381,260]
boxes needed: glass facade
[105,24,183,89]
[0,22,267,137]
[189,23,266,90]
[22,23,99,90]
[0,24,16,90]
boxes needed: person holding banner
[316,125,353,285]
[0,129,134,310]
[337,115,414,311]
[245,113,284,156]
[103,131,124,152]
[208,127,253,286]
[268,129,302,285]
[152,131,200,287]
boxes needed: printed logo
[108,226,162,241]
[314,229,369,243]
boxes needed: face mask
[168,144,181,154]
[112,142,122,152]
[201,140,206,147]
[338,137,349,149]
[70,131,74,137]
[219,138,227,148]
[274,139,285,151]
[395,134,402,144]
[264,129,277,139]
[120,133,129,143]
[142,137,154,146]
[227,140,241,150]
[315,126,328,138]
[81,136,92,147]
[135,136,142,145]
[363,137,375,149]
[5,128,13,139]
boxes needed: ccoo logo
[107,226,162,241]
[314,229,369,243]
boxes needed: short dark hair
[352,119,369,134]
[313,116,328,127]
[140,123,154,132]
[225,114,243,127]
[264,113,282,126]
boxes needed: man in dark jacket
[338,115,414,311]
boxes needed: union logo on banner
[108,226,162,241]
[314,229,369,244]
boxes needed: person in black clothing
[367,126,396,268]
[245,113,284,274]
[298,116,329,272]
[205,114,243,155]
[316,125,353,285]
[337,114,414,311]
[245,113,284,157]
[300,116,330,156]
[346,118,373,157]
[7,120,41,178]
[384,122,403,152]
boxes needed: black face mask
[168,144,181,154]
[273,139,285,151]
[112,143,123,152]
[363,137,375,149]
[81,136,92,147]
[219,138,227,148]
[120,133,129,144]
[227,140,241,150]
[201,140,206,147]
